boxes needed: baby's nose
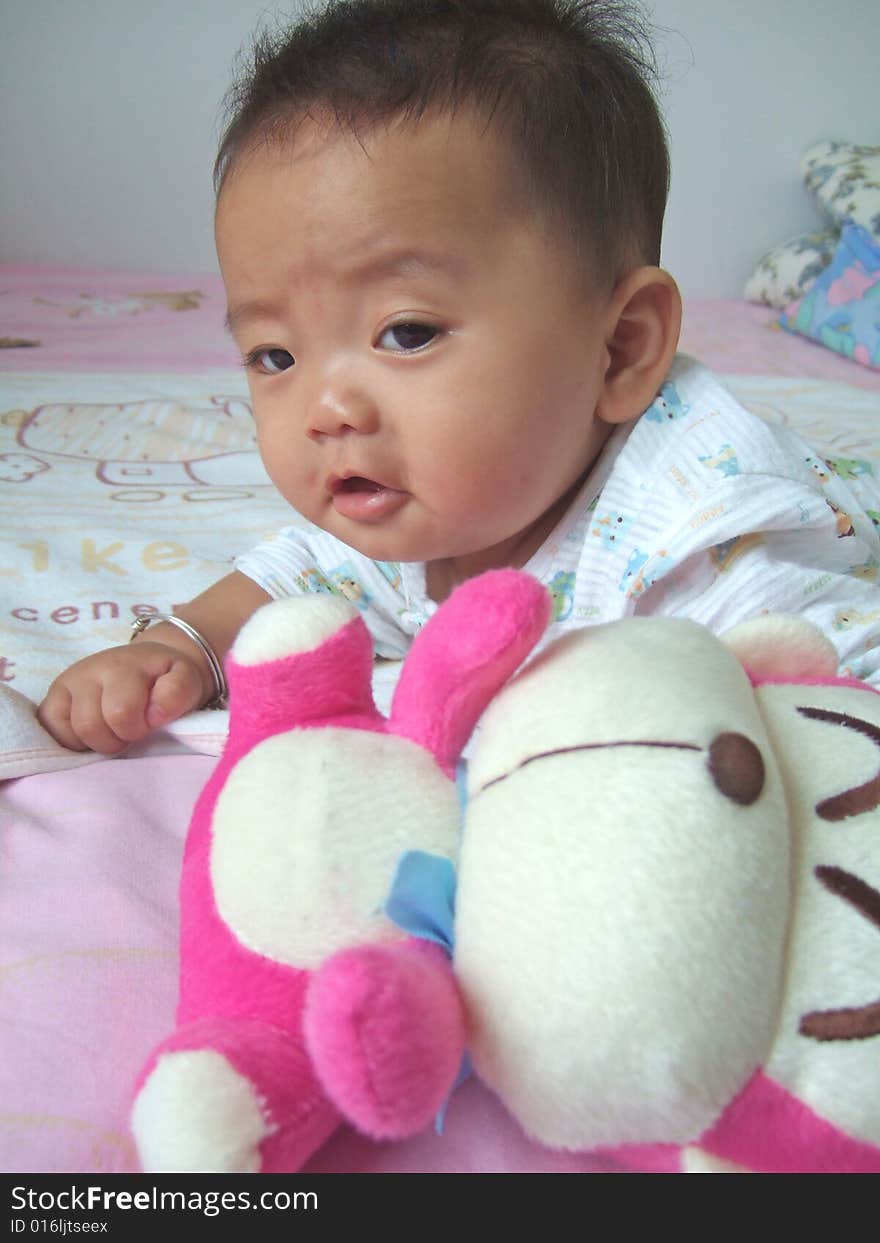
[306,376,379,440]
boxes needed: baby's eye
[377,322,439,353]
[244,347,295,374]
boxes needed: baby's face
[216,110,614,580]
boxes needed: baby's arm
[37,571,271,754]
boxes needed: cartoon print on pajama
[644,380,691,423]
[547,570,575,621]
[826,457,875,483]
[591,511,633,549]
[848,557,879,582]
[709,533,764,573]
[327,562,374,610]
[375,561,402,590]
[827,500,856,539]
[805,455,831,485]
[294,567,337,595]
[833,606,880,631]
[698,445,741,477]
[619,548,674,598]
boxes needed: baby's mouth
[328,472,408,523]
[333,475,384,494]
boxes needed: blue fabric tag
[383,766,471,1133]
[383,850,457,953]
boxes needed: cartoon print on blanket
[132,569,880,1173]
[17,395,264,492]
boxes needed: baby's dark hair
[214,0,669,286]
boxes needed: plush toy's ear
[720,614,840,683]
[389,569,552,774]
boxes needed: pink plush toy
[131,569,550,1172]
[304,587,880,1174]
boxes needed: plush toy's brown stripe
[796,707,880,821]
[799,866,880,1042]
[800,1000,880,1042]
[815,864,880,931]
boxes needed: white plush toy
[308,584,880,1173]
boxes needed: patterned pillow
[744,141,880,309]
[802,140,880,238]
[778,221,880,371]
[744,228,839,309]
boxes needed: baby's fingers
[68,680,138,755]
[144,659,206,730]
[36,642,208,754]
[36,684,89,752]
[96,663,175,748]
[98,656,202,740]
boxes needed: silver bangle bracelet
[129,613,229,709]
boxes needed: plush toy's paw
[132,1020,339,1173]
[304,939,466,1140]
[133,1048,271,1173]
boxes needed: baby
[38,0,880,754]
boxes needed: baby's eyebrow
[223,248,465,335]
[224,299,280,336]
[347,247,467,284]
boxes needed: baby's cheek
[256,431,310,500]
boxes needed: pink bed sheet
[0,265,239,373]
[679,299,880,392]
[0,754,621,1174]
[2,264,879,389]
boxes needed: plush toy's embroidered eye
[707,732,765,806]
[474,732,768,804]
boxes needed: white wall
[656,0,878,296]
[1,0,877,297]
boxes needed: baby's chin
[321,522,434,566]
[313,511,445,566]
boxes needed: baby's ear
[595,266,682,426]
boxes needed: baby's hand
[37,641,208,755]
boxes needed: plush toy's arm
[389,569,552,775]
